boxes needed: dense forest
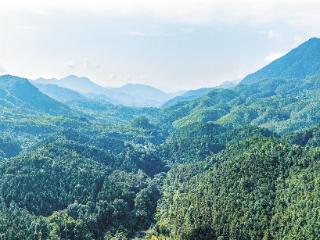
[0,38,320,239]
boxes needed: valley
[0,38,320,240]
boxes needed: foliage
[1,38,320,239]
[154,138,320,240]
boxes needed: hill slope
[159,38,320,134]
[2,38,320,240]
[163,88,214,108]
[0,75,70,115]
[34,83,87,103]
[163,80,238,108]
[242,37,320,85]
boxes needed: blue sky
[0,0,319,91]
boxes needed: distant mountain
[34,83,87,103]
[217,80,239,89]
[109,83,174,107]
[35,75,111,95]
[0,75,69,115]
[163,88,214,108]
[163,81,238,108]
[35,75,175,107]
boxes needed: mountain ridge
[241,37,320,85]
[35,75,176,107]
[1,38,320,239]
[0,75,70,115]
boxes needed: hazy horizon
[1,2,320,239]
[1,0,320,91]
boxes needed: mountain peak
[0,74,33,89]
[64,74,79,78]
[296,37,320,51]
[241,37,320,85]
[1,74,28,82]
[62,75,89,81]
[118,83,166,93]
[0,75,69,114]
[36,75,109,95]
[306,37,320,43]
[112,83,171,107]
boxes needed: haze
[1,0,320,91]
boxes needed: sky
[0,0,320,92]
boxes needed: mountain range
[34,75,175,107]
[160,38,320,133]
[34,75,238,108]
[0,37,320,239]
[1,37,319,130]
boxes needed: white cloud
[259,30,281,40]
[126,31,148,37]
[0,65,6,74]
[267,30,281,40]
[0,0,319,91]
[293,35,304,44]
[63,60,75,69]
[181,28,194,34]
[125,31,165,37]
[264,52,285,63]
[82,57,89,69]
[1,0,320,29]
[17,25,42,31]
[236,71,247,80]
[82,58,101,70]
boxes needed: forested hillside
[0,38,320,239]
